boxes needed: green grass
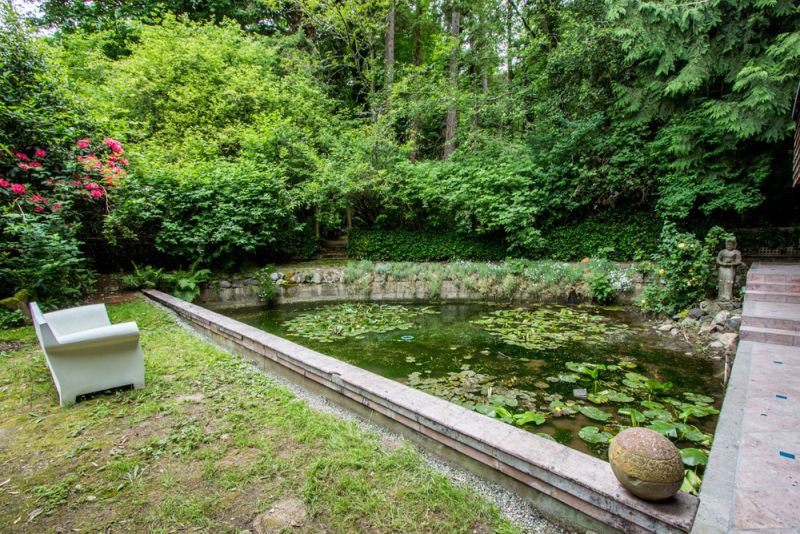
[0,297,518,533]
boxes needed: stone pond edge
[142,289,699,534]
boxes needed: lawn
[0,297,518,533]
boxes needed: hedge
[347,229,508,261]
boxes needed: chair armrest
[48,322,140,353]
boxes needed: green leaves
[579,426,612,444]
[284,304,437,343]
[579,406,613,422]
[472,310,628,351]
[679,448,708,467]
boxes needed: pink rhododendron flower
[53,204,63,210]
[29,162,42,168]
[34,149,46,158]
[14,152,28,161]
[76,138,91,149]
[90,189,104,198]
[31,195,44,203]
[34,206,44,213]
[0,179,9,188]
[86,182,100,190]
[103,138,124,154]
[17,163,30,171]
[10,184,26,194]
[73,180,83,186]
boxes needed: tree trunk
[505,0,513,137]
[385,1,395,88]
[409,0,423,162]
[443,3,460,159]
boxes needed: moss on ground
[0,297,518,533]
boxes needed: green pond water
[226,301,722,462]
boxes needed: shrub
[347,229,507,262]
[0,308,24,329]
[639,223,727,314]
[538,212,661,261]
[0,216,95,309]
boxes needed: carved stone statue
[716,238,742,301]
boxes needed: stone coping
[143,289,698,533]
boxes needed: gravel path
[165,304,575,534]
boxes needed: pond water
[226,301,722,464]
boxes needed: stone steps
[745,281,800,293]
[743,289,800,303]
[739,325,800,347]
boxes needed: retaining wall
[144,289,698,534]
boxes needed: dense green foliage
[1,0,798,303]
[639,224,728,314]
[347,229,506,261]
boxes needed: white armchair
[30,302,145,406]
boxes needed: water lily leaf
[549,401,577,416]
[602,389,635,403]
[684,392,714,404]
[640,400,664,410]
[618,407,646,424]
[580,406,613,422]
[579,426,612,444]
[587,393,609,404]
[679,448,708,467]
[643,408,674,422]
[514,411,546,426]
[646,421,678,438]
[681,469,702,495]
[558,374,580,383]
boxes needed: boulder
[699,323,718,336]
[680,317,698,329]
[311,272,323,284]
[709,340,724,349]
[718,333,738,351]
[609,428,684,501]
[725,316,742,330]
[687,308,705,320]
[658,323,673,332]
[291,273,305,284]
[669,328,680,336]
[700,300,722,316]
[270,272,283,281]
[713,311,730,325]
[219,280,232,289]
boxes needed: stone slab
[694,263,800,533]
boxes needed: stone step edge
[744,283,800,293]
[740,326,800,346]
[741,315,800,329]
[743,291,800,303]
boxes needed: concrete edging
[143,289,698,533]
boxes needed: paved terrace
[694,263,800,533]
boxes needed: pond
[226,301,721,491]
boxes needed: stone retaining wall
[199,266,645,310]
[144,289,698,534]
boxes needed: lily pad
[514,411,546,426]
[618,407,646,425]
[283,304,437,342]
[646,420,678,438]
[579,406,613,422]
[578,426,612,444]
[679,448,708,467]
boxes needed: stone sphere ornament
[608,428,684,501]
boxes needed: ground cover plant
[0,298,519,532]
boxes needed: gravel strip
[160,302,575,534]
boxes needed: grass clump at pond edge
[0,297,518,533]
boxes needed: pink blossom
[14,152,28,161]
[0,179,9,188]
[34,206,44,213]
[17,163,30,171]
[119,158,129,166]
[31,195,44,203]
[103,138,124,154]
[10,183,26,194]
[72,180,83,186]
[34,149,46,158]
[90,189,104,198]
[52,204,63,210]
[29,162,42,168]
[85,182,100,190]
[76,138,91,149]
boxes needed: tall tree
[443,2,461,158]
